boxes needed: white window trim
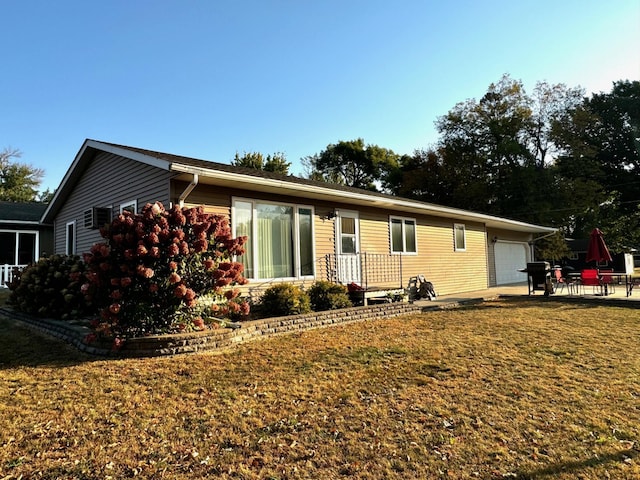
[120,200,137,214]
[389,216,418,255]
[335,209,360,256]
[454,223,466,252]
[231,197,316,281]
[0,229,40,265]
[66,221,76,255]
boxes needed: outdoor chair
[553,268,567,294]
[580,269,602,295]
[599,268,616,295]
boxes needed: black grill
[525,262,552,296]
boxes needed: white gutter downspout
[178,174,199,208]
[528,229,559,261]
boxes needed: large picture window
[0,231,38,265]
[232,199,314,279]
[390,216,417,254]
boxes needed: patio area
[426,282,640,307]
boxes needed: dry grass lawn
[0,297,639,479]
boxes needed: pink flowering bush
[82,202,250,343]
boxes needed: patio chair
[553,268,567,294]
[599,268,616,295]
[580,269,602,295]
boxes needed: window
[339,214,357,254]
[232,199,314,279]
[454,223,466,251]
[66,221,76,255]
[390,216,417,254]
[120,200,137,214]
[0,231,38,265]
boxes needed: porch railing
[0,264,25,288]
[320,253,403,290]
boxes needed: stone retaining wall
[2,299,476,358]
[4,293,636,358]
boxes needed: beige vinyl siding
[54,152,171,255]
[174,182,231,217]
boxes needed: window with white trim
[390,216,417,254]
[66,221,76,255]
[232,198,314,279]
[454,223,466,251]
[0,230,38,265]
[120,200,137,214]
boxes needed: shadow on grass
[0,317,94,369]
[517,448,638,479]
[494,296,636,311]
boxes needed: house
[41,139,555,298]
[0,201,53,286]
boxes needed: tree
[535,230,571,264]
[551,80,640,249]
[232,151,291,175]
[390,75,585,226]
[0,148,44,202]
[303,138,399,191]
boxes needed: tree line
[235,75,640,253]
[6,75,639,252]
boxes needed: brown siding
[54,152,171,255]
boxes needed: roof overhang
[170,163,555,234]
[41,139,171,223]
[41,139,555,235]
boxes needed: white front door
[335,210,361,284]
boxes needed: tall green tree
[303,138,399,191]
[232,151,291,175]
[0,148,44,202]
[390,75,584,227]
[552,80,640,249]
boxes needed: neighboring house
[41,139,555,298]
[564,238,638,275]
[0,201,53,286]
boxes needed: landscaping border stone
[0,295,500,358]
[9,292,636,358]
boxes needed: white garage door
[495,242,529,285]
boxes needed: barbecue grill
[524,261,552,296]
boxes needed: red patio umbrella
[586,228,612,263]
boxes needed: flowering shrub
[258,283,311,317]
[307,281,352,311]
[82,202,249,342]
[7,255,91,320]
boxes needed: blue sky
[2,0,639,193]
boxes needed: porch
[319,253,407,305]
[0,264,24,288]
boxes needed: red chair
[599,268,616,295]
[580,269,602,295]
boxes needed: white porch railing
[322,253,404,289]
[0,264,26,288]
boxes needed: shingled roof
[42,139,556,234]
[0,201,48,224]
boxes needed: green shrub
[7,255,92,320]
[308,281,352,311]
[259,283,311,317]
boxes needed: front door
[335,210,361,284]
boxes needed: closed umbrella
[586,228,612,263]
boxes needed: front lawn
[0,298,638,479]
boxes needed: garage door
[495,242,529,285]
